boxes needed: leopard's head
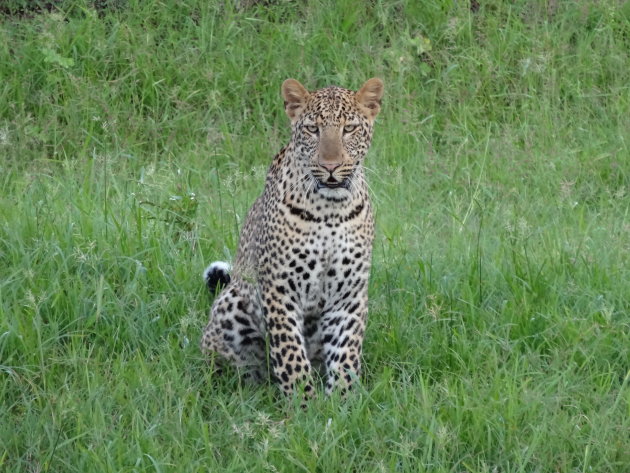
[281,78,383,197]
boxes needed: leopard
[201,77,384,400]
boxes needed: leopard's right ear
[282,79,310,123]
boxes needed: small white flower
[0,125,10,145]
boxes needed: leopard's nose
[319,162,341,172]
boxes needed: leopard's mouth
[316,178,350,190]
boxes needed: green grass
[1,0,630,471]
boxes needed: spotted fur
[201,78,384,399]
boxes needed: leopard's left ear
[355,78,384,120]
[282,79,310,123]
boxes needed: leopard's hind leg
[201,265,267,382]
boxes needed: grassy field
[1,0,630,471]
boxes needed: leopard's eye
[304,125,319,134]
[343,124,357,134]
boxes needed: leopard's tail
[203,261,231,293]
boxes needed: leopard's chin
[315,182,352,200]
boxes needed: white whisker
[353,172,381,206]
[279,172,312,203]
[361,164,379,176]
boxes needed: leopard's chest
[262,202,373,319]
